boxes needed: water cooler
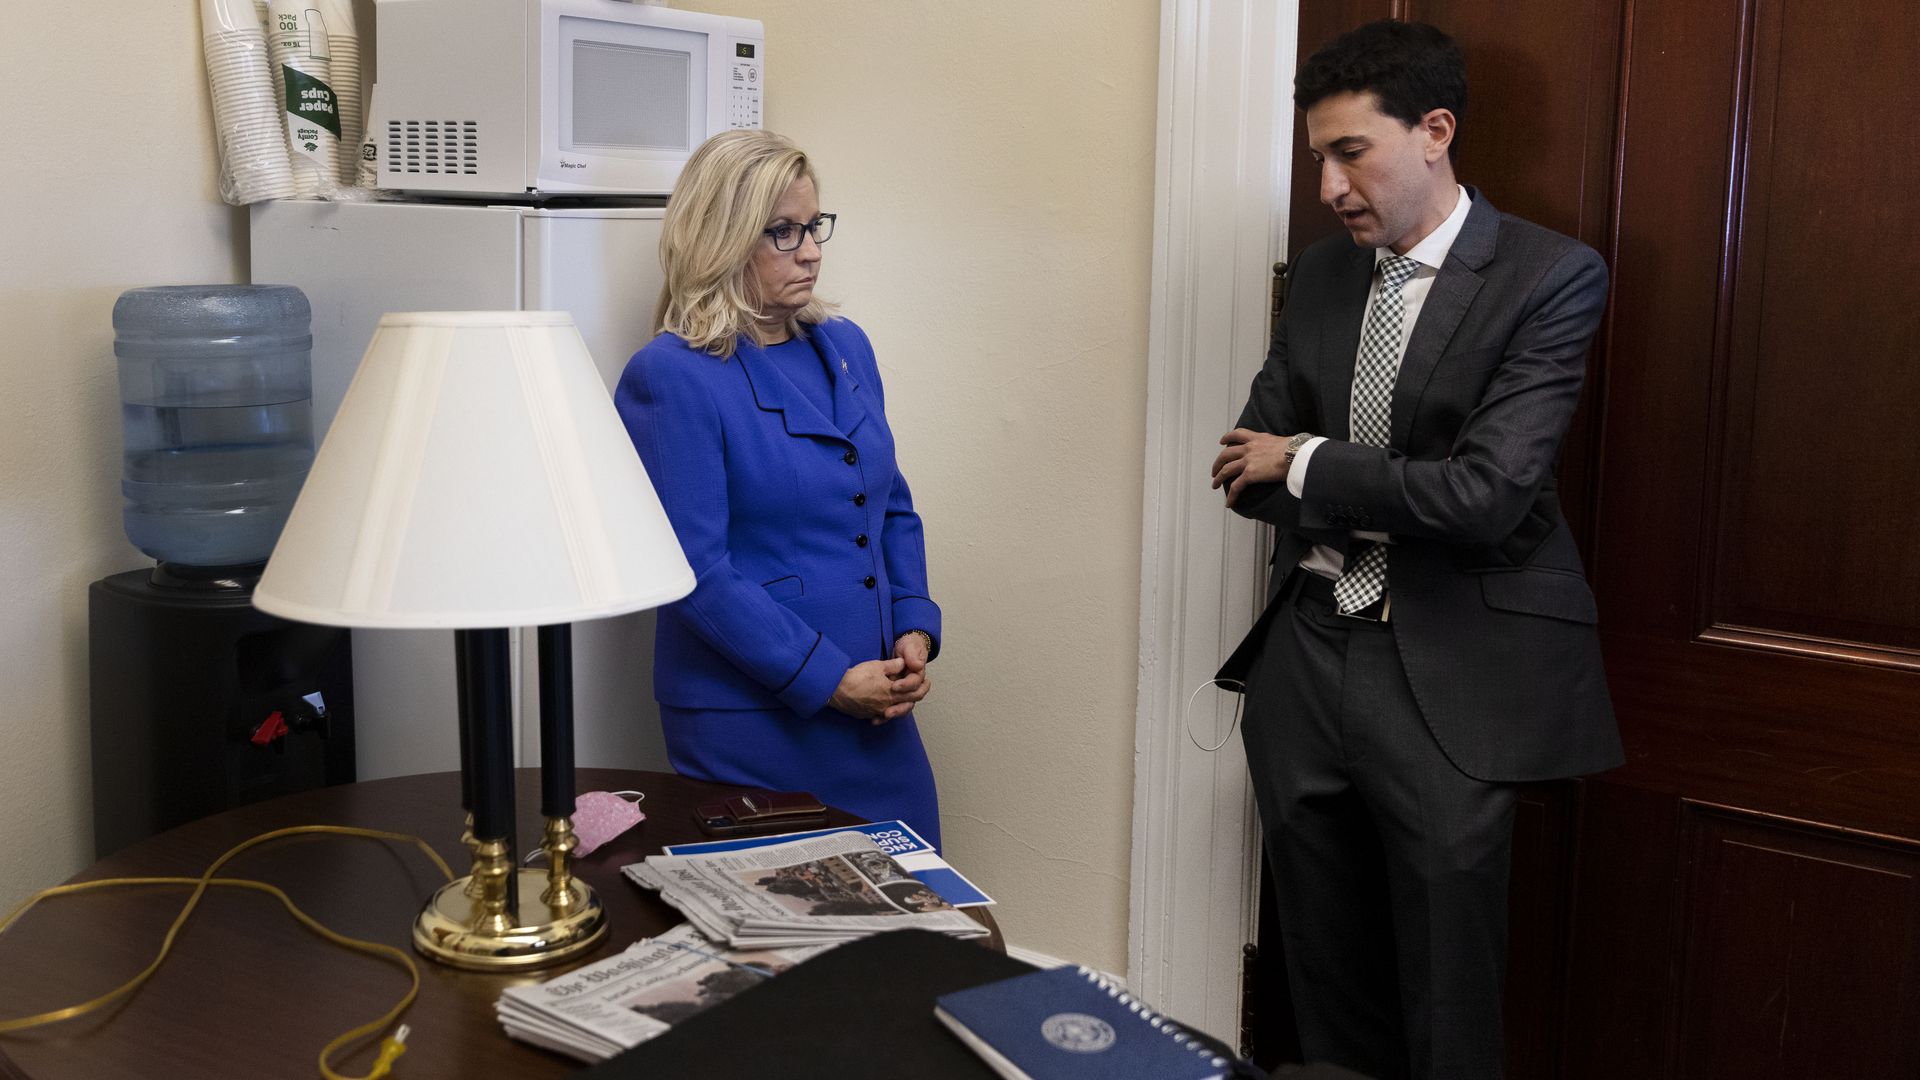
[89,285,354,858]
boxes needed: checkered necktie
[1333,254,1420,614]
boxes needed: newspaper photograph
[495,922,826,1062]
[626,831,988,947]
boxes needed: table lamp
[251,311,694,970]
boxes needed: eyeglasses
[762,213,836,252]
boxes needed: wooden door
[1567,0,1920,1074]
[1256,4,1920,1077]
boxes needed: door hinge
[1270,260,1291,332]
[1238,940,1259,1059]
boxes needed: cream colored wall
[674,0,1160,971]
[0,10,245,911]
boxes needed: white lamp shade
[253,311,695,628]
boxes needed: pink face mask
[569,790,646,856]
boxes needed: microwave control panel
[727,40,763,129]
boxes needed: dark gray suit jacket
[1220,189,1623,783]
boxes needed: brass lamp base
[412,869,608,970]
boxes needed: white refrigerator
[251,198,672,779]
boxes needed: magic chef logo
[560,158,588,170]
[1040,1012,1115,1053]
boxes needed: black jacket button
[862,575,876,589]
[855,534,869,547]
[843,449,858,465]
[853,493,867,506]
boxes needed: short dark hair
[1294,20,1467,160]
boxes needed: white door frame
[1129,0,1298,1045]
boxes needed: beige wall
[674,0,1160,970]
[0,10,246,910]
[0,0,1160,972]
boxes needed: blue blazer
[615,318,941,716]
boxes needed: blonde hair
[654,130,836,356]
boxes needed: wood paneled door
[1254,4,1920,1077]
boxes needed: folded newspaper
[496,922,828,1063]
[624,830,991,949]
[662,819,995,908]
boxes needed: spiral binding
[1069,965,1232,1072]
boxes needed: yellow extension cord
[0,824,457,1080]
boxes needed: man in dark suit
[1209,21,1623,1080]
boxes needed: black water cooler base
[88,567,355,859]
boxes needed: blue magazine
[934,965,1232,1080]
[662,820,994,908]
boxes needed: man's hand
[1212,428,1294,507]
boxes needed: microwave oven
[368,0,763,198]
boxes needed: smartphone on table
[693,790,829,837]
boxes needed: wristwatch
[1283,432,1315,473]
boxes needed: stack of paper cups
[318,0,363,186]
[266,0,339,197]
[199,0,297,204]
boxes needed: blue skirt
[660,704,942,850]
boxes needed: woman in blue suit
[615,131,944,848]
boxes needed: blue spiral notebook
[934,965,1232,1080]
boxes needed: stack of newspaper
[624,830,991,948]
[496,922,827,1063]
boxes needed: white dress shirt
[1288,185,1472,581]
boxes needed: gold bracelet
[899,629,934,656]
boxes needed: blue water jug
[113,285,315,569]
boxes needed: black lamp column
[456,626,517,929]
[537,623,580,909]
[455,629,480,896]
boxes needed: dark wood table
[0,769,997,1079]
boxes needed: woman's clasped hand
[831,634,934,724]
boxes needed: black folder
[570,929,1034,1079]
